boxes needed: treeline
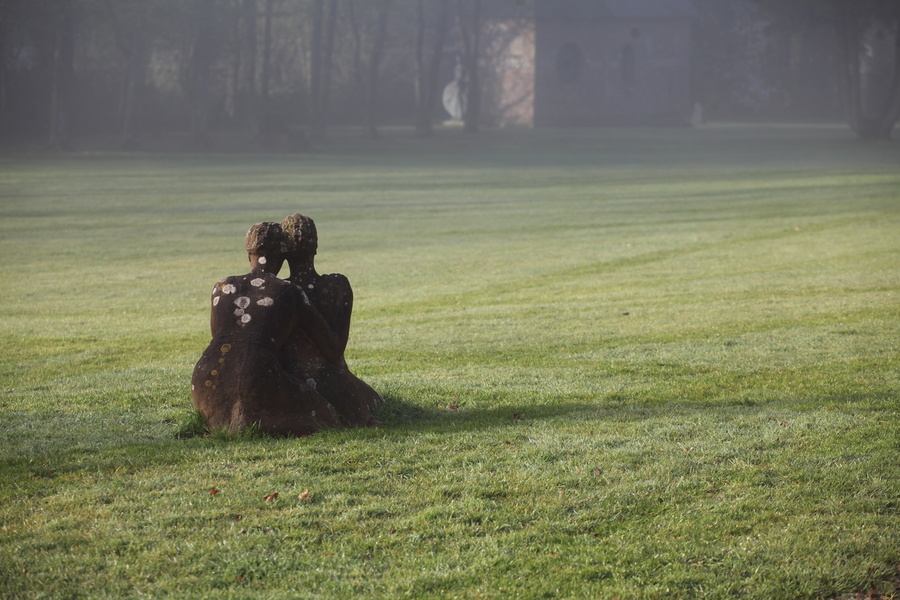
[0,0,477,150]
[0,0,897,150]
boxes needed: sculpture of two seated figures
[191,214,381,436]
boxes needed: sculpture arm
[209,281,223,337]
[293,288,344,364]
[324,274,353,355]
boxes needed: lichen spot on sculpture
[258,256,267,265]
[222,284,236,295]
[251,278,265,287]
[241,314,252,324]
[257,297,274,307]
[220,344,232,354]
[235,296,251,310]
[213,296,220,306]
[306,378,317,390]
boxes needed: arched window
[621,43,635,83]
[556,42,584,84]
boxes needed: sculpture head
[245,221,286,271]
[281,213,318,259]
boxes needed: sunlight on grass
[0,125,898,599]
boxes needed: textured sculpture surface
[191,217,380,435]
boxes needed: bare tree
[835,2,900,139]
[414,0,449,137]
[105,0,150,149]
[750,0,900,139]
[456,0,481,133]
[48,0,75,150]
[241,0,258,120]
[362,0,391,139]
[186,0,218,148]
[260,0,275,105]
[308,0,339,142]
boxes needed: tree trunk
[0,9,8,138]
[48,1,75,151]
[242,0,258,123]
[456,0,481,134]
[414,0,449,137]
[347,0,365,98]
[835,6,900,140]
[414,0,426,132]
[227,5,241,119]
[319,0,339,138]
[120,11,147,150]
[363,0,391,139]
[874,21,900,138]
[308,0,338,142]
[309,0,325,140]
[189,0,216,148]
[261,0,275,105]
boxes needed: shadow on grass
[1,388,892,498]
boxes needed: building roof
[484,0,698,20]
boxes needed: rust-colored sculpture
[191,221,342,435]
[280,213,382,427]
[191,217,381,436]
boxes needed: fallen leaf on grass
[448,404,459,411]
[298,490,311,501]
[209,489,220,496]
[264,493,278,502]
[513,413,522,420]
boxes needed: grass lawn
[0,124,898,599]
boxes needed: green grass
[1,124,898,599]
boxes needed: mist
[0,0,897,151]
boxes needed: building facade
[479,0,697,127]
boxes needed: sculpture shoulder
[212,273,293,297]
[319,273,352,294]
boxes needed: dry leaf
[264,493,279,502]
[448,404,459,411]
[209,489,220,496]
[298,490,311,501]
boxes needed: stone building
[478,0,698,127]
